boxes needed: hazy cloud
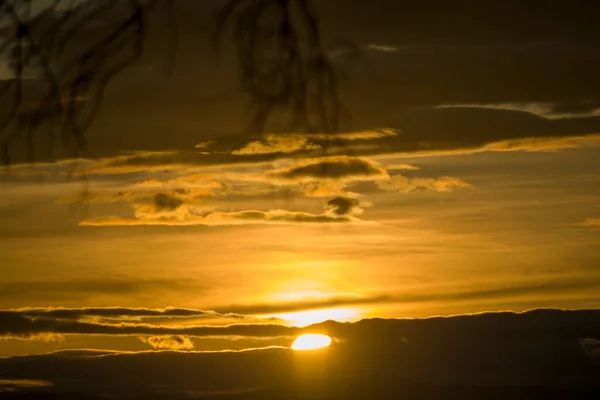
[0,280,205,302]
[61,187,216,208]
[0,379,53,390]
[12,307,245,321]
[379,175,470,193]
[366,44,398,53]
[299,180,353,198]
[385,164,420,171]
[581,218,600,227]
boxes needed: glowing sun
[291,334,332,351]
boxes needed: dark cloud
[153,193,184,212]
[0,311,299,340]
[46,107,600,179]
[204,209,358,225]
[6,276,600,340]
[1,310,600,398]
[3,0,600,167]
[270,156,388,182]
[376,107,600,156]
[326,197,362,216]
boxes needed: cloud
[437,102,600,119]
[0,279,205,302]
[480,135,600,152]
[270,156,388,182]
[374,107,600,158]
[581,218,600,226]
[60,187,216,207]
[12,307,245,321]
[580,338,600,359]
[306,128,398,141]
[203,209,361,225]
[77,171,376,227]
[72,129,398,176]
[136,174,224,191]
[229,129,399,156]
[129,192,200,221]
[0,379,54,390]
[231,135,321,155]
[213,295,389,316]
[80,207,367,227]
[299,181,353,198]
[326,197,365,216]
[79,215,205,226]
[140,335,195,350]
[64,186,219,224]
[227,128,396,157]
[379,175,470,193]
[385,164,420,171]
[3,306,600,342]
[366,44,398,53]
[153,192,184,211]
[215,277,600,316]
[1,333,65,342]
[13,105,598,180]
[83,151,203,176]
[0,311,299,339]
[1,310,600,398]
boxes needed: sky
[0,0,599,398]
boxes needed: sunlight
[291,334,332,351]
[272,307,359,326]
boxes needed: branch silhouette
[213,0,343,137]
[0,0,171,166]
[0,0,349,168]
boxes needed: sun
[291,334,332,351]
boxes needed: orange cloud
[379,175,470,193]
[79,207,370,227]
[581,218,600,226]
[140,335,195,350]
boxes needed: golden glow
[291,334,332,351]
[272,307,359,326]
[274,289,330,301]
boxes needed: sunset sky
[0,1,599,397]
